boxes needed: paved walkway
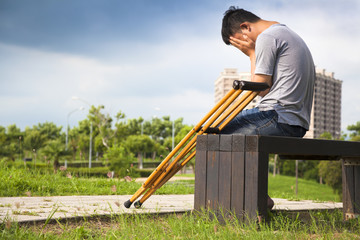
[0,195,342,223]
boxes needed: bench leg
[245,136,269,222]
[342,158,360,220]
[194,135,269,223]
[244,151,269,222]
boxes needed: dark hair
[221,7,261,45]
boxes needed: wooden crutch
[124,80,269,208]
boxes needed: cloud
[0,40,221,128]
[0,43,125,128]
[101,89,214,125]
[0,43,123,96]
[0,0,359,131]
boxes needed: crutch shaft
[137,150,196,206]
[138,164,182,205]
[132,89,241,205]
[211,91,253,128]
[125,80,269,208]
[142,88,237,188]
[218,91,259,131]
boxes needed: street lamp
[72,96,93,168]
[66,106,85,168]
[66,106,85,151]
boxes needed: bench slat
[194,135,208,210]
[252,136,360,158]
[231,135,245,221]
[206,135,220,211]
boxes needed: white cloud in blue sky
[0,0,359,132]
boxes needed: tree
[124,135,155,169]
[317,132,342,196]
[88,105,125,151]
[114,117,129,142]
[318,160,342,195]
[319,131,333,140]
[162,124,192,156]
[104,144,134,177]
[67,127,78,161]
[162,124,194,173]
[0,125,23,161]
[23,128,44,154]
[173,124,192,147]
[35,122,62,141]
[41,139,67,171]
[23,122,62,157]
[146,116,181,144]
[75,118,96,161]
[0,126,6,157]
[347,121,360,141]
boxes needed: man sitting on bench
[220,7,316,209]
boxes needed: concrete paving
[0,195,342,223]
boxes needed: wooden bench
[194,135,360,221]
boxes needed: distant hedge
[2,160,154,179]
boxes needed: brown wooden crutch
[124,80,269,208]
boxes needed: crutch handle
[233,80,269,91]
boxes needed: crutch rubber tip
[124,200,133,208]
[134,201,142,209]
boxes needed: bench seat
[194,135,360,221]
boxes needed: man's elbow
[258,89,270,97]
[252,74,272,97]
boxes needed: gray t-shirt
[255,24,315,130]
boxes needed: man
[221,7,315,210]
[220,7,315,138]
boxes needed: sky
[0,0,359,133]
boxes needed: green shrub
[59,161,105,168]
[279,159,320,182]
[104,144,135,177]
[133,169,153,177]
[131,161,162,168]
[65,167,111,178]
[318,160,342,197]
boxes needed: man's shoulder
[261,24,287,34]
[257,24,287,44]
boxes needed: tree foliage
[0,105,192,175]
[104,144,134,177]
[317,132,342,197]
[318,160,342,195]
[347,121,360,141]
[41,139,67,170]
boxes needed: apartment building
[214,68,342,139]
[305,68,342,139]
[214,68,259,109]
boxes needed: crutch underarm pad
[233,80,269,91]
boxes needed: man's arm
[250,54,272,97]
[230,35,272,97]
[253,74,272,97]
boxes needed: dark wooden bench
[194,135,360,221]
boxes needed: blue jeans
[220,108,306,137]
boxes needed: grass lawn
[268,174,340,202]
[1,164,356,239]
[1,210,359,239]
[0,164,340,202]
